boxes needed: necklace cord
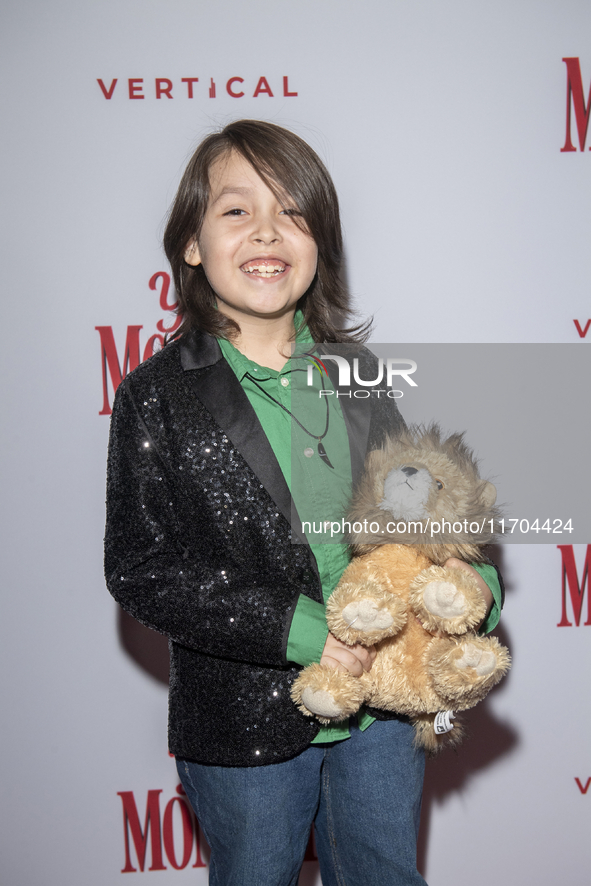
[244,372,330,441]
[244,371,335,469]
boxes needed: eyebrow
[210,186,254,205]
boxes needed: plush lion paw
[426,636,511,708]
[326,582,407,645]
[300,688,348,721]
[409,566,487,634]
[341,599,395,632]
[291,663,367,724]
[455,642,497,676]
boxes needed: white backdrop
[1,1,590,884]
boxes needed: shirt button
[304,447,314,458]
[280,377,289,387]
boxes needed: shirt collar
[217,311,313,382]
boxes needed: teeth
[241,262,286,277]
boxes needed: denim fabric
[177,718,427,886]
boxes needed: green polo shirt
[218,328,502,744]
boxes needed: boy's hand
[320,633,376,676]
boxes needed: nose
[401,466,418,477]
[251,211,281,245]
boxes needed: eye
[435,479,444,490]
[223,208,247,216]
[280,207,302,217]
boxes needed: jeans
[177,717,427,886]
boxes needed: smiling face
[184,151,318,328]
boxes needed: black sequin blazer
[105,328,404,766]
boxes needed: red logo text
[117,784,207,872]
[97,76,298,101]
[96,271,179,416]
[561,58,591,152]
[557,545,591,626]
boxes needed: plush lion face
[348,425,502,564]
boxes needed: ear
[184,239,202,267]
[480,481,497,508]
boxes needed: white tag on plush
[434,711,455,734]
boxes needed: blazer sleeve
[104,380,307,669]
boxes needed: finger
[325,646,364,676]
[348,643,374,672]
[321,636,371,676]
[320,654,352,675]
[339,649,365,676]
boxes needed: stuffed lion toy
[291,425,511,753]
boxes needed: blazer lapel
[179,329,307,544]
[324,356,371,487]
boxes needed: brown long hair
[163,119,370,343]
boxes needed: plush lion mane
[347,424,502,565]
